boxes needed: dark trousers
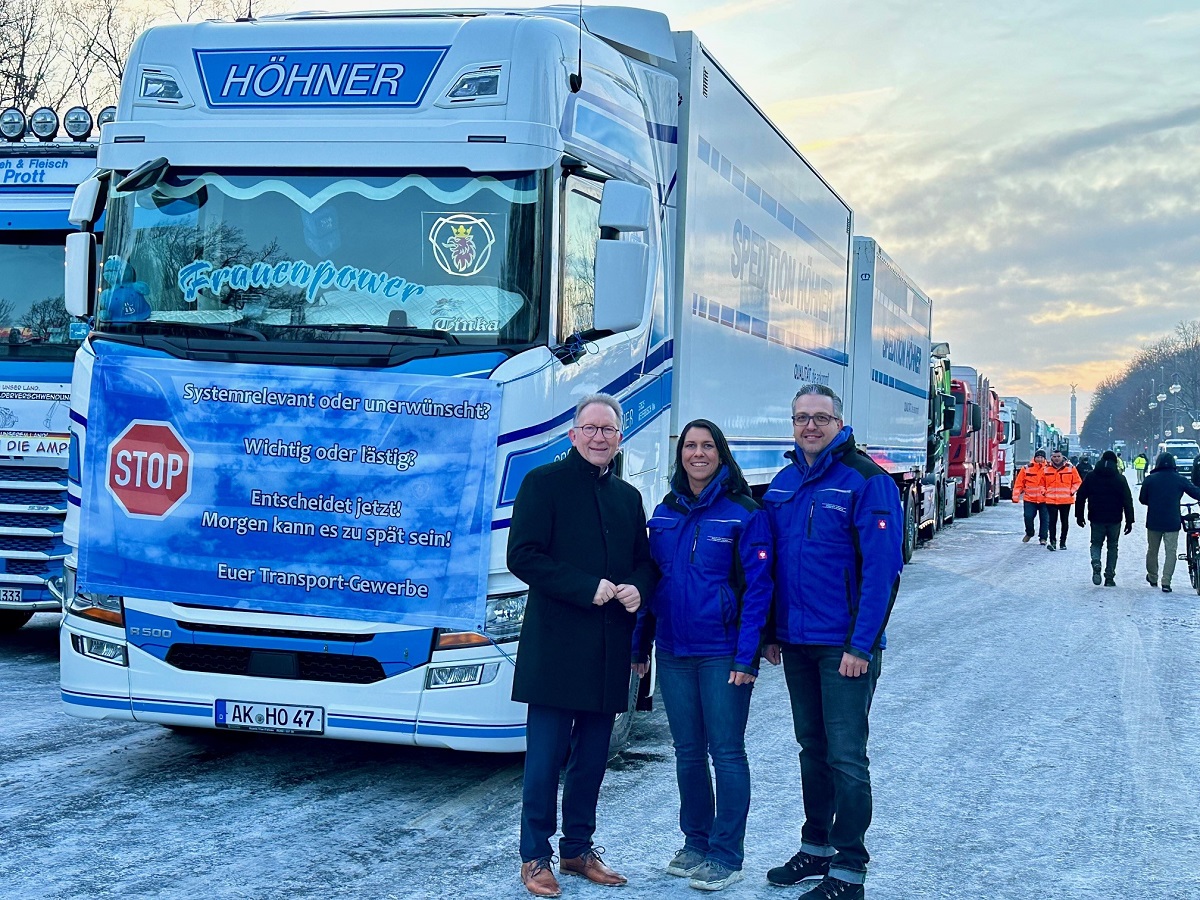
[1048,504,1071,544]
[782,644,882,884]
[656,651,754,870]
[1090,522,1121,578]
[520,703,615,863]
[1023,500,1049,540]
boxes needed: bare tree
[19,295,69,339]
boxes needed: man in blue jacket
[762,384,903,900]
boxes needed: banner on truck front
[77,345,499,630]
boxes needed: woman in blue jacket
[632,419,772,892]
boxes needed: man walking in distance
[1138,451,1200,593]
[1012,449,1049,544]
[1074,450,1134,586]
[1133,452,1148,485]
[761,384,903,900]
[1043,449,1082,550]
[508,393,658,898]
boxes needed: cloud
[1027,302,1124,326]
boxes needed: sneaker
[1061,540,1067,549]
[1092,566,1102,586]
[1022,535,1032,543]
[766,850,830,886]
[1104,576,1116,587]
[1163,585,1173,593]
[798,876,865,899]
[1047,542,1057,551]
[1039,538,1047,545]
[1147,574,1158,587]
[689,859,743,891]
[667,847,707,878]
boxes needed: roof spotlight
[30,106,59,141]
[0,107,26,141]
[97,106,117,127]
[64,106,93,141]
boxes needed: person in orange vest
[1043,449,1083,550]
[1012,449,1049,544]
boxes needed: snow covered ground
[2,490,1198,899]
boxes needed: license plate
[0,587,22,603]
[215,700,324,735]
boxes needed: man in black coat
[508,393,657,897]
[1074,450,1134,586]
[1138,452,1200,593]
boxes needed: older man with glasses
[760,384,904,900]
[508,393,658,897]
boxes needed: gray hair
[574,393,622,426]
[792,384,843,418]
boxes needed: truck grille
[180,620,375,643]
[4,559,50,576]
[165,644,386,684]
[0,511,63,529]
[0,467,66,484]
[0,534,58,553]
[0,489,64,505]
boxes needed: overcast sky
[304,0,1198,430]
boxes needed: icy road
[2,496,1198,899]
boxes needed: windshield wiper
[299,324,460,344]
[105,320,267,341]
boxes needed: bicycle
[1181,502,1200,592]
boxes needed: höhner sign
[194,47,449,107]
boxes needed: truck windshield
[98,169,544,345]
[0,236,83,361]
[952,393,966,436]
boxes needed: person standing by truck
[508,394,658,897]
[761,384,902,900]
[1133,452,1148,484]
[1043,450,1082,550]
[1074,451,1134,586]
[1138,452,1200,593]
[632,419,772,891]
[1012,449,1050,544]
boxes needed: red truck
[949,366,1002,516]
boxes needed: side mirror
[69,173,107,229]
[65,232,97,318]
[598,181,652,233]
[942,406,955,431]
[593,240,649,333]
[970,403,983,433]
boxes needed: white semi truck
[0,106,109,631]
[59,6,856,751]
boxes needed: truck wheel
[0,611,34,632]
[934,486,946,532]
[959,489,973,518]
[902,489,917,563]
[608,673,641,759]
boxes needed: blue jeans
[656,651,754,870]
[781,644,882,884]
[519,703,615,862]
[1023,500,1049,540]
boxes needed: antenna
[569,0,583,93]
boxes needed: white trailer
[999,396,1034,498]
[60,7,853,751]
[846,237,931,562]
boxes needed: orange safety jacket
[1013,461,1047,503]
[1042,462,1083,505]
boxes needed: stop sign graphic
[107,420,194,518]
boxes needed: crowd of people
[1011,446,1200,591]
[507,387,903,900]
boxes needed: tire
[902,489,917,563]
[608,673,640,758]
[0,610,34,632]
[959,488,973,518]
[1189,535,1200,591]
[934,486,945,533]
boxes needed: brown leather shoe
[560,848,628,886]
[521,858,562,898]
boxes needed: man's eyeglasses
[791,413,839,427]
[576,424,620,438]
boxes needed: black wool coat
[1075,468,1134,526]
[508,448,658,714]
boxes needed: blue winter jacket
[764,427,903,660]
[633,467,773,673]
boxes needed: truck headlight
[485,591,526,642]
[70,634,128,666]
[66,590,125,627]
